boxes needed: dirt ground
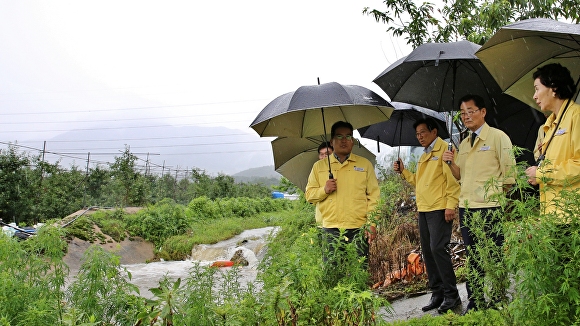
[61,207,156,275]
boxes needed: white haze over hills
[11,125,275,176]
[8,124,398,178]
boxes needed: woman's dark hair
[330,121,354,138]
[533,63,575,99]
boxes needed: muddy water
[122,226,279,298]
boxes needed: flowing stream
[121,226,279,298]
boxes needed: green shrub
[186,196,221,219]
[66,245,144,325]
[158,233,196,261]
[125,199,189,247]
[64,216,97,242]
[0,226,67,326]
[504,189,580,325]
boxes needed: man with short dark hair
[394,117,461,314]
[442,94,516,314]
[306,121,380,260]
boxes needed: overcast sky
[0,0,411,170]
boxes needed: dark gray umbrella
[357,102,449,147]
[475,18,580,110]
[373,40,520,130]
[250,82,394,138]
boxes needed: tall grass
[3,166,580,325]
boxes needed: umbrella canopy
[251,82,394,138]
[475,18,580,110]
[357,102,449,147]
[373,40,508,114]
[272,136,375,192]
[373,40,530,131]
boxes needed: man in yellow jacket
[394,117,461,314]
[443,94,516,314]
[306,121,380,262]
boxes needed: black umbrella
[358,102,449,148]
[373,40,522,139]
[250,82,394,138]
[251,81,394,178]
[475,18,580,111]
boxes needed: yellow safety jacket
[306,153,379,229]
[402,137,460,212]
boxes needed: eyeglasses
[415,130,430,137]
[459,109,480,118]
[334,135,353,141]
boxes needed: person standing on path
[306,121,380,268]
[442,94,516,315]
[394,117,461,314]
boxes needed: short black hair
[317,141,333,153]
[458,94,486,111]
[533,63,575,99]
[330,121,353,138]
[413,117,439,132]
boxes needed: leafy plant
[66,245,144,325]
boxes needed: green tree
[209,174,237,199]
[272,176,298,194]
[109,147,147,206]
[364,0,580,47]
[0,145,37,224]
[36,163,85,221]
[85,164,112,206]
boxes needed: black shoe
[461,301,477,316]
[421,296,444,312]
[437,295,461,314]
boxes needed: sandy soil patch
[62,207,155,275]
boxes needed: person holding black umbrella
[393,117,461,314]
[442,94,516,314]
[306,121,380,266]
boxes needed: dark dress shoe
[421,296,444,312]
[437,296,461,314]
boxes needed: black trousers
[321,227,368,262]
[459,207,504,307]
[419,210,459,298]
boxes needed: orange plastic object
[210,260,234,268]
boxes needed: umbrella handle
[329,172,333,179]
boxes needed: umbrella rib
[538,34,580,49]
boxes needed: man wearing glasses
[306,121,380,269]
[394,117,461,314]
[442,94,516,315]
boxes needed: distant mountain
[233,165,280,178]
[16,124,275,176]
[232,165,281,186]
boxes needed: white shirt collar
[423,138,437,154]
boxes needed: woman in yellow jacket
[525,63,580,218]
